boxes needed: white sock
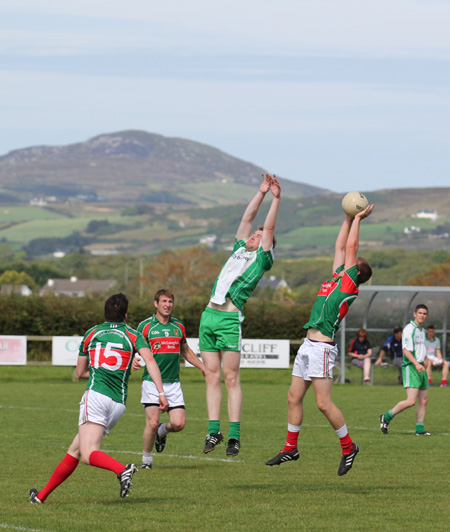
[142,451,153,465]
[287,423,301,433]
[335,424,348,438]
[158,423,169,437]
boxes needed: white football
[342,192,368,217]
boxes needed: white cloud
[1,1,450,189]
[3,0,450,59]
[1,69,447,136]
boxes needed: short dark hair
[104,293,128,322]
[415,303,428,313]
[426,324,435,330]
[357,257,372,284]
[154,288,175,303]
[393,326,402,335]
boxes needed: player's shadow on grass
[226,481,403,495]
[101,496,185,506]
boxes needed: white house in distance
[40,277,116,297]
[257,275,291,292]
[416,209,438,221]
[0,284,32,296]
[199,234,217,247]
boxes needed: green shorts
[199,306,243,352]
[403,364,429,390]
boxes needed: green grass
[280,217,443,250]
[1,200,449,257]
[1,366,449,532]
[0,206,64,223]
[189,182,265,206]
[0,212,147,246]
[1,218,93,243]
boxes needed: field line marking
[1,524,57,532]
[101,448,243,463]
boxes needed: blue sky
[1,0,450,192]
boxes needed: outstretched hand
[260,173,272,194]
[270,174,281,198]
[355,203,374,220]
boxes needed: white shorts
[427,355,444,365]
[141,381,185,409]
[292,338,338,380]
[78,390,126,435]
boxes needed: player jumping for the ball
[266,203,374,475]
[199,173,280,457]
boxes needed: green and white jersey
[137,315,187,383]
[210,238,274,312]
[303,265,359,340]
[79,321,148,405]
[402,321,427,365]
[425,335,441,357]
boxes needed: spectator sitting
[348,328,372,385]
[425,325,449,387]
[374,326,403,385]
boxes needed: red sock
[442,379,447,386]
[38,453,79,502]
[429,379,432,385]
[89,450,125,475]
[282,430,300,452]
[339,433,354,456]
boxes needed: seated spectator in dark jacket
[348,328,372,385]
[374,326,403,384]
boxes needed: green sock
[385,409,395,423]
[228,421,240,440]
[208,420,220,434]
[416,422,424,434]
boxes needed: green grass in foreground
[1,366,449,532]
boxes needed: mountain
[2,131,449,259]
[0,130,326,206]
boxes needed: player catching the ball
[266,202,374,475]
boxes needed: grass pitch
[1,366,449,532]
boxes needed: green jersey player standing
[199,173,281,457]
[380,304,431,436]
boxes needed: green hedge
[0,294,311,341]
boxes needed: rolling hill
[0,130,449,258]
[0,130,325,206]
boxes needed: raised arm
[343,204,374,271]
[261,175,281,251]
[333,215,354,273]
[236,174,271,241]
